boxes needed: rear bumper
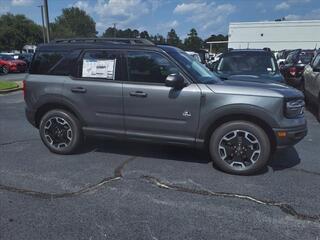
[25,107,36,127]
[273,124,307,148]
[286,76,303,87]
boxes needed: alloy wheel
[218,130,261,170]
[43,117,73,149]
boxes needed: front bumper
[273,124,307,148]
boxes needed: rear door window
[299,52,314,64]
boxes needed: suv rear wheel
[39,109,83,154]
[209,121,270,175]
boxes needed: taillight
[289,67,296,76]
[22,80,26,98]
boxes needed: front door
[123,50,201,144]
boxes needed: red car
[0,54,27,73]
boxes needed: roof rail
[52,38,155,45]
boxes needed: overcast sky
[0,0,319,38]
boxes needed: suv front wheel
[39,109,83,154]
[209,121,270,175]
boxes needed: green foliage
[0,13,43,51]
[51,7,96,39]
[166,29,182,48]
[102,28,145,38]
[184,28,204,51]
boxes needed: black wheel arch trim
[34,95,86,127]
[198,104,278,145]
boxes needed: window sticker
[82,59,116,79]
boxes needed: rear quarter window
[30,50,81,76]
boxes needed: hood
[217,73,284,83]
[207,79,304,99]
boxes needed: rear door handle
[71,87,87,93]
[129,91,147,97]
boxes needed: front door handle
[129,91,148,97]
[71,87,87,93]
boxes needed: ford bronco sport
[24,38,307,175]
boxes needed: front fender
[198,104,279,140]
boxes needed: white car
[185,51,202,63]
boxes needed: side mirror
[165,74,185,89]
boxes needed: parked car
[280,49,314,88]
[207,53,223,71]
[195,49,209,64]
[0,54,27,73]
[303,52,320,121]
[211,49,284,83]
[276,49,293,67]
[185,51,202,63]
[25,38,306,175]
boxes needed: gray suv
[25,38,307,175]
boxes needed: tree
[140,30,150,39]
[151,34,166,44]
[205,34,228,53]
[166,29,182,47]
[51,7,96,39]
[102,27,117,37]
[184,28,203,51]
[0,13,43,51]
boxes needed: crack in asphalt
[0,138,39,146]
[141,175,320,224]
[272,165,320,177]
[1,153,320,224]
[0,156,136,199]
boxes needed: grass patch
[0,81,18,91]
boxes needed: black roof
[228,48,271,52]
[37,38,158,51]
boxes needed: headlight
[285,99,305,118]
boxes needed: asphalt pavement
[0,90,320,239]
[0,73,27,82]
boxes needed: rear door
[62,49,125,135]
[122,50,201,144]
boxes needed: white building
[227,20,320,51]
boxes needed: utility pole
[113,23,117,38]
[38,5,46,43]
[43,0,50,42]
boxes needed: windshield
[217,52,278,77]
[0,54,14,61]
[299,52,314,64]
[169,50,220,83]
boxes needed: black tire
[2,65,9,74]
[209,121,271,175]
[39,109,83,154]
